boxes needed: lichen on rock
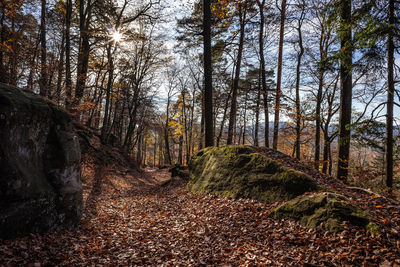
[188,145,317,202]
[269,192,374,232]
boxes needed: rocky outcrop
[188,146,317,202]
[0,83,82,239]
[269,192,378,233]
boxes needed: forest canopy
[0,0,399,188]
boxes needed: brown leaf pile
[1,150,400,266]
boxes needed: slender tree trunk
[257,0,270,148]
[102,44,114,142]
[75,0,92,116]
[65,0,72,109]
[216,87,233,147]
[227,3,246,145]
[315,71,323,168]
[242,86,249,145]
[386,0,394,188]
[0,10,5,83]
[254,74,261,146]
[322,134,330,174]
[272,0,287,150]
[199,92,205,149]
[154,134,157,167]
[9,18,18,86]
[178,135,183,165]
[165,98,172,165]
[56,30,65,104]
[203,0,214,147]
[137,129,142,167]
[336,0,352,181]
[39,0,48,96]
[27,33,40,91]
[295,11,304,160]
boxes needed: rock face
[270,192,376,233]
[188,146,317,202]
[0,84,82,239]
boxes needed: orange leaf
[376,205,383,209]
[352,249,360,254]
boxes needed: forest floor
[1,159,400,266]
[1,126,400,266]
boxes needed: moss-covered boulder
[188,145,317,202]
[270,192,375,232]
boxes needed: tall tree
[39,0,47,96]
[0,2,6,83]
[336,0,353,181]
[75,0,95,116]
[294,0,305,159]
[272,0,287,150]
[65,0,73,108]
[256,0,270,148]
[227,1,247,145]
[386,0,395,188]
[203,0,214,147]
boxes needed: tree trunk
[102,44,114,143]
[257,0,269,148]
[322,134,330,174]
[165,98,172,165]
[56,30,65,104]
[295,8,304,160]
[272,0,287,150]
[0,10,5,83]
[315,71,323,168]
[242,85,249,145]
[227,3,246,145]
[203,0,214,147]
[65,0,73,109]
[386,0,394,188]
[336,0,352,181]
[39,0,47,97]
[75,0,93,117]
[254,74,261,146]
[199,92,205,149]
[178,135,183,165]
[216,87,233,147]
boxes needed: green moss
[270,192,373,232]
[188,145,317,202]
[366,222,381,236]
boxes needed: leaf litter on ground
[1,149,400,266]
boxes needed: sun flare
[112,31,122,42]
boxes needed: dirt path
[0,167,399,266]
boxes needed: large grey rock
[0,83,82,239]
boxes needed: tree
[256,0,272,148]
[386,0,395,188]
[293,0,305,159]
[227,0,248,145]
[272,0,287,150]
[65,0,73,108]
[336,0,353,181]
[39,0,47,96]
[203,0,214,147]
[75,0,96,117]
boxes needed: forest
[0,0,400,265]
